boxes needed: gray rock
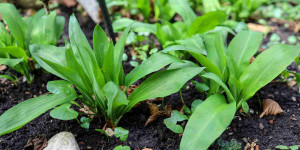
[44,132,80,150]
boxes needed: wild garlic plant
[0,15,204,136]
[0,3,65,83]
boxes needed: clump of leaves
[163,110,188,133]
[114,145,130,150]
[165,30,300,149]
[275,145,299,150]
[0,15,204,136]
[113,0,229,58]
[0,3,65,83]
[216,138,242,150]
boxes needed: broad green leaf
[0,3,27,48]
[202,72,235,103]
[242,102,249,114]
[191,99,203,112]
[168,0,196,26]
[55,16,65,40]
[30,44,67,79]
[114,27,130,85]
[156,23,168,45]
[102,42,115,81]
[239,44,300,103]
[0,58,23,67]
[164,110,188,133]
[30,11,58,45]
[93,24,109,68]
[69,15,105,88]
[227,31,263,74]
[126,67,204,112]
[0,22,11,46]
[202,32,227,75]
[192,81,209,92]
[176,34,206,55]
[113,145,130,150]
[0,46,28,62]
[114,127,129,142]
[189,12,227,36]
[102,82,128,122]
[0,93,77,135]
[202,0,220,13]
[154,0,175,21]
[125,52,182,86]
[180,94,236,150]
[167,60,199,70]
[50,103,78,120]
[113,18,156,33]
[46,80,75,95]
[137,0,151,21]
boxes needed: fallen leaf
[247,23,277,34]
[0,65,7,71]
[79,105,95,119]
[57,0,77,7]
[105,128,114,137]
[145,104,172,126]
[259,99,283,118]
[287,80,297,87]
[24,134,47,150]
[255,145,259,150]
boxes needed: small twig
[42,0,50,15]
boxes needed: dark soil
[1,5,300,150]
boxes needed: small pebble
[259,123,264,130]
[291,97,297,102]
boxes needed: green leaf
[0,58,23,67]
[168,0,196,26]
[202,72,235,103]
[227,31,263,74]
[114,27,130,85]
[192,81,209,92]
[176,34,206,55]
[239,44,300,104]
[289,145,299,150]
[0,92,77,135]
[46,80,75,95]
[164,110,188,133]
[30,11,58,45]
[55,16,65,40]
[275,145,289,150]
[0,75,17,84]
[191,99,203,112]
[167,60,199,70]
[80,117,91,129]
[102,82,128,122]
[180,94,236,150]
[93,24,109,68]
[137,0,151,21]
[114,127,129,142]
[50,103,78,120]
[202,0,220,13]
[189,12,227,36]
[125,52,182,86]
[113,18,156,33]
[0,46,28,62]
[0,3,27,48]
[126,67,204,112]
[0,22,11,46]
[113,145,130,150]
[242,102,249,114]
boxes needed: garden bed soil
[1,5,300,150]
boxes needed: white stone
[44,132,79,150]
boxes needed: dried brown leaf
[105,128,114,137]
[259,99,283,118]
[247,23,277,34]
[148,103,159,115]
[0,65,7,71]
[145,104,172,126]
[24,134,47,150]
[79,105,95,119]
